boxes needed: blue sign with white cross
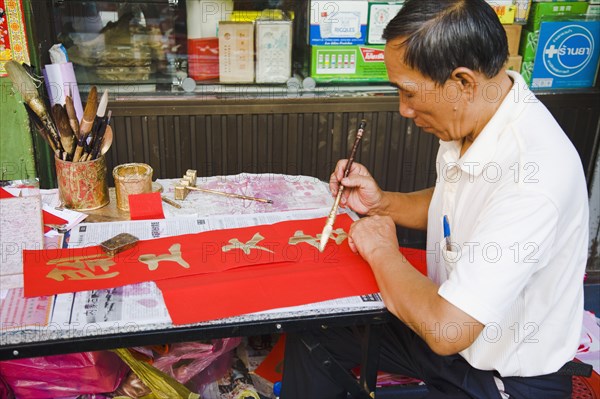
[531,20,600,89]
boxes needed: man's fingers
[348,236,358,254]
[341,174,371,190]
[329,160,368,197]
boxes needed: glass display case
[48,0,323,95]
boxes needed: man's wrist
[367,191,389,217]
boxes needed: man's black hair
[382,0,509,85]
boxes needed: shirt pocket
[441,242,460,279]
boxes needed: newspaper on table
[38,188,89,236]
[0,185,44,290]
[69,208,339,246]
[1,208,384,342]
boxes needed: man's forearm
[367,247,484,355]
[371,187,434,230]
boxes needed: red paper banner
[156,254,380,324]
[157,243,428,325]
[23,215,361,297]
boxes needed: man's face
[384,38,466,142]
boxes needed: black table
[1,304,392,398]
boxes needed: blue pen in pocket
[443,215,452,251]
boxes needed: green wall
[0,77,37,181]
[0,0,55,187]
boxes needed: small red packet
[128,192,165,220]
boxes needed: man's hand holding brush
[328,161,384,217]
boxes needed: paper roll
[43,62,84,122]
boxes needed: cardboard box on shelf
[367,2,405,44]
[526,1,589,31]
[521,20,600,89]
[520,59,535,84]
[188,38,219,81]
[310,45,388,82]
[504,24,523,55]
[519,28,539,61]
[255,20,293,84]
[505,55,523,72]
[515,0,532,24]
[587,4,600,16]
[309,0,369,45]
[218,21,255,83]
[487,0,517,24]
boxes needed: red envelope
[128,192,165,220]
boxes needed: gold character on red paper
[222,233,274,255]
[138,243,190,271]
[46,254,119,281]
[289,229,348,249]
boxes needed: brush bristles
[4,61,38,103]
[319,224,332,252]
[82,86,98,123]
[97,89,108,117]
[65,95,78,121]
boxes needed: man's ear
[450,67,477,99]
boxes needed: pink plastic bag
[0,374,14,399]
[0,351,128,399]
[151,337,241,385]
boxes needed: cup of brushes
[5,61,112,210]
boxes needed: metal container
[55,155,109,211]
[112,163,153,211]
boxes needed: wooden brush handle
[342,119,367,179]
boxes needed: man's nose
[399,101,415,119]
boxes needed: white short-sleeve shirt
[426,71,589,377]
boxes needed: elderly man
[280,0,589,398]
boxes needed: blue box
[530,20,600,89]
[309,1,369,45]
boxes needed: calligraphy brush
[4,60,64,154]
[73,86,98,162]
[184,185,273,203]
[65,91,80,139]
[87,89,109,153]
[318,119,367,252]
[24,103,57,153]
[90,110,111,159]
[52,104,76,159]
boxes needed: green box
[519,2,589,63]
[526,1,589,31]
[519,28,539,62]
[520,60,534,85]
[310,45,389,82]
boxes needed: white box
[218,21,255,83]
[309,1,369,45]
[255,20,293,83]
[367,2,405,44]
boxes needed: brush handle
[32,99,63,152]
[331,119,366,212]
[186,186,272,203]
[342,119,367,179]
[72,133,88,162]
[90,116,110,159]
[319,119,367,252]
